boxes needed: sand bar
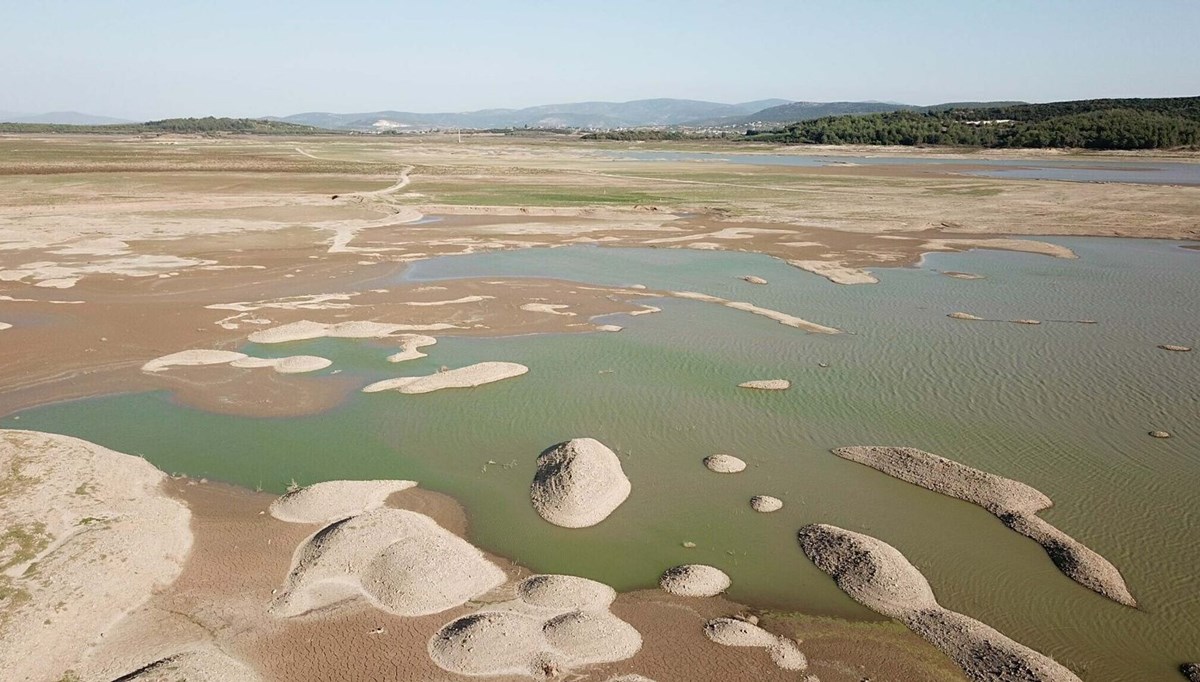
[670,291,840,333]
[799,523,1082,682]
[269,480,417,524]
[362,361,529,394]
[832,446,1136,606]
[660,564,732,597]
[739,379,791,390]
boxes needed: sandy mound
[704,617,808,671]
[362,361,529,394]
[798,524,1081,682]
[521,302,576,316]
[750,495,783,513]
[704,454,747,473]
[142,349,248,372]
[387,334,437,362]
[228,355,332,373]
[832,446,1136,607]
[270,507,506,617]
[738,379,790,390]
[596,323,624,332]
[269,480,417,524]
[660,564,732,597]
[0,321,11,330]
[517,574,616,611]
[107,646,262,682]
[531,438,632,528]
[0,430,192,682]
[605,676,657,682]
[948,312,983,321]
[1011,319,1042,325]
[942,271,984,280]
[741,275,768,285]
[1150,430,1172,439]
[248,319,457,344]
[429,573,642,678]
[1181,663,1200,682]
[1159,344,1192,352]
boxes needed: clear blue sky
[2,0,1197,119]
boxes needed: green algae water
[6,238,1198,681]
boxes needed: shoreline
[0,430,967,681]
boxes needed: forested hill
[0,117,330,135]
[743,97,1200,149]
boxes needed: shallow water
[7,239,1199,680]
[603,150,1200,185]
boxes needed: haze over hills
[719,100,1028,126]
[0,111,135,125]
[272,98,793,131]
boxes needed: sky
[2,0,1198,120]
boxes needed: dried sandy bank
[670,291,840,333]
[787,260,879,285]
[0,430,192,682]
[798,524,1082,682]
[362,361,529,394]
[386,334,437,362]
[704,453,747,473]
[248,319,458,344]
[108,645,263,682]
[270,507,506,618]
[142,349,331,374]
[705,617,809,672]
[660,564,732,597]
[1159,344,1192,352]
[750,495,784,513]
[268,479,417,524]
[530,438,632,528]
[832,446,1136,607]
[739,379,791,390]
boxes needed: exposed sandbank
[269,479,417,524]
[0,430,192,682]
[799,523,1082,682]
[671,290,840,334]
[739,379,791,390]
[704,617,809,672]
[362,361,529,394]
[270,507,507,618]
[704,453,747,473]
[531,437,632,528]
[660,564,732,598]
[750,495,784,513]
[832,446,1136,606]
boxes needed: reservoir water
[6,238,1198,680]
[603,150,1200,185]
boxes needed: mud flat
[832,446,1136,606]
[799,523,1082,682]
[362,361,529,394]
[0,430,192,682]
[530,437,632,528]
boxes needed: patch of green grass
[0,522,51,572]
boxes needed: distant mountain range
[0,110,135,125]
[2,98,1037,133]
[270,98,793,131]
[270,98,1033,131]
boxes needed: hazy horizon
[3,0,1198,121]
